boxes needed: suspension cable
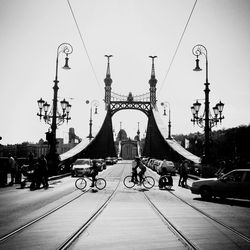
[67,0,103,94]
[158,0,198,93]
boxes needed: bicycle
[158,174,173,190]
[75,176,106,190]
[123,174,155,189]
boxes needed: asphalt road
[0,161,250,249]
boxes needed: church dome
[117,129,127,141]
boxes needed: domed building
[116,129,128,141]
[115,128,143,160]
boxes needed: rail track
[143,192,198,250]
[0,165,125,250]
[0,189,89,243]
[147,168,250,246]
[1,164,249,249]
[169,190,250,243]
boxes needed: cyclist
[138,158,146,184]
[131,157,139,183]
[90,159,99,187]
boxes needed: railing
[111,92,150,102]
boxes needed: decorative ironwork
[110,101,151,116]
[111,92,150,102]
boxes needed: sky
[0,0,250,145]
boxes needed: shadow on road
[194,197,250,208]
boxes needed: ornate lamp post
[86,100,99,141]
[161,101,171,139]
[191,44,224,163]
[37,43,73,173]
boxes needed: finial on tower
[149,56,157,107]
[105,55,113,78]
[149,56,157,78]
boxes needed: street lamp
[86,100,99,141]
[37,43,73,173]
[191,44,224,164]
[161,101,171,139]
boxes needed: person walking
[39,155,49,189]
[8,153,16,185]
[179,160,189,187]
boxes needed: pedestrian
[14,157,21,184]
[179,160,189,187]
[138,158,146,184]
[8,153,16,185]
[28,152,35,170]
[39,155,49,189]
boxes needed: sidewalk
[1,172,71,188]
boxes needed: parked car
[105,157,114,165]
[152,160,162,173]
[147,159,156,170]
[71,158,92,177]
[190,169,250,200]
[111,157,118,164]
[156,160,176,175]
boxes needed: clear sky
[0,0,250,145]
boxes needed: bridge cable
[67,0,103,94]
[158,0,198,94]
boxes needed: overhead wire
[67,0,103,94]
[158,0,198,93]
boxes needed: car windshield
[220,171,244,182]
[74,159,90,165]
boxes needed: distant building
[0,128,81,159]
[115,128,144,160]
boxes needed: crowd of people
[7,153,49,190]
[3,153,195,190]
[131,157,190,189]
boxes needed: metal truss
[110,101,151,116]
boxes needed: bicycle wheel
[95,178,106,190]
[143,176,155,189]
[123,175,135,188]
[75,178,87,190]
[159,176,172,189]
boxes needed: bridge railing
[111,92,150,102]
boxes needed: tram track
[143,192,198,250]
[0,188,89,243]
[0,164,126,250]
[1,163,249,249]
[169,190,250,243]
[148,169,250,246]
[57,165,126,250]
